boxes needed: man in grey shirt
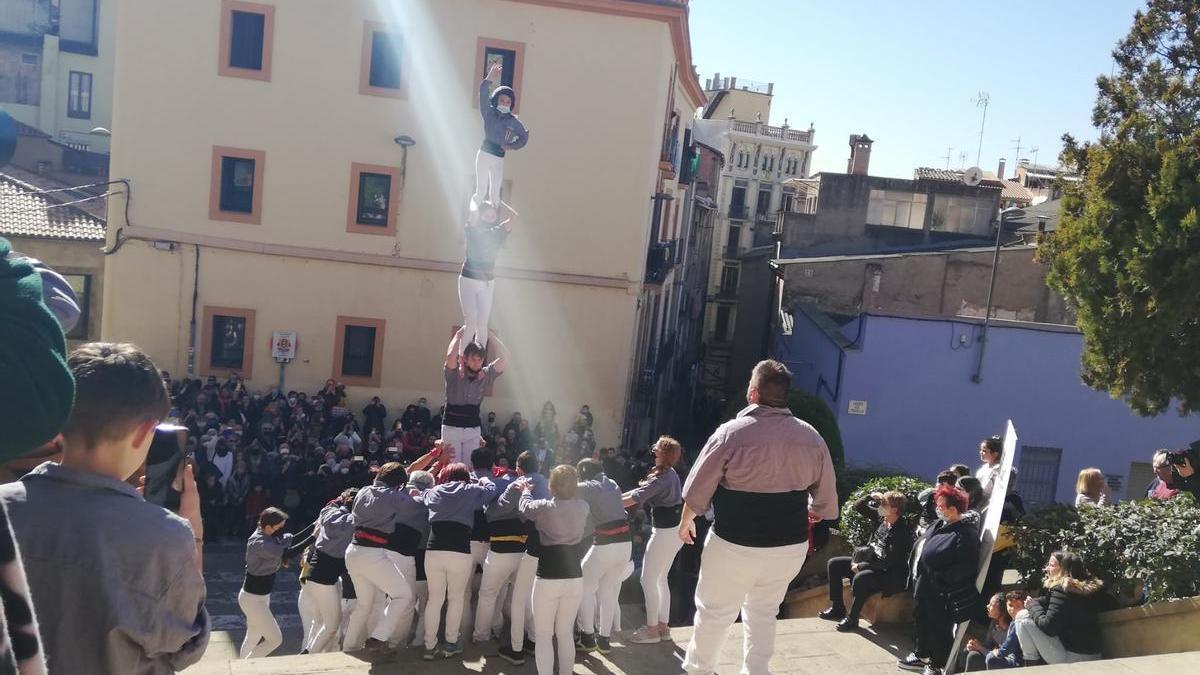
[442,326,510,468]
[0,343,209,674]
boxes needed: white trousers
[238,590,281,659]
[298,582,318,649]
[474,149,504,206]
[533,577,583,675]
[394,578,429,647]
[683,532,808,675]
[459,541,489,638]
[642,526,685,626]
[475,549,523,642]
[1014,618,1101,665]
[458,276,495,352]
[343,545,415,650]
[440,425,482,469]
[509,553,539,650]
[423,550,476,648]
[577,541,632,637]
[305,581,343,653]
[614,560,634,634]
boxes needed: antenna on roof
[941,146,953,169]
[972,91,990,167]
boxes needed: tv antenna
[1011,136,1023,169]
[1029,146,1040,168]
[958,151,968,169]
[972,91,990,167]
[941,146,953,169]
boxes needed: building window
[202,306,256,378]
[219,2,274,80]
[867,189,928,230]
[346,163,402,236]
[476,37,525,113]
[719,264,740,296]
[63,274,91,340]
[67,71,92,119]
[60,0,99,55]
[1018,445,1063,506]
[335,316,386,386]
[360,23,405,98]
[210,146,265,224]
[714,305,733,343]
[756,188,772,217]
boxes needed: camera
[866,498,881,510]
[1167,442,1199,466]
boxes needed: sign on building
[847,400,868,415]
[271,331,298,362]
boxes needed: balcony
[728,204,750,220]
[729,119,814,145]
[645,240,677,285]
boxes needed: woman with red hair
[417,462,499,660]
[898,485,980,675]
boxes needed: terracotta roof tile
[0,173,106,241]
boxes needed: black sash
[429,521,473,554]
[243,572,275,595]
[536,544,583,579]
[386,524,423,557]
[443,403,482,429]
[650,504,682,528]
[593,518,632,545]
[307,550,346,586]
[712,486,809,547]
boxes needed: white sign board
[945,420,1018,674]
[271,331,298,361]
[847,400,868,415]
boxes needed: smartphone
[353,455,365,463]
[144,424,191,510]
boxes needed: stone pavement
[189,617,1200,674]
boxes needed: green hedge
[787,390,845,469]
[1010,494,1200,604]
[838,475,931,548]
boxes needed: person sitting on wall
[474,61,528,209]
[1013,551,1111,666]
[819,490,914,632]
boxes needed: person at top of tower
[474,61,529,208]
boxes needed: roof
[0,173,107,241]
[14,119,50,139]
[1009,197,1063,233]
[774,242,1036,266]
[1000,179,1033,203]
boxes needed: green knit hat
[0,237,75,460]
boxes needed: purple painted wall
[775,312,1200,504]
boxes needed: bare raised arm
[446,326,465,370]
[487,330,510,374]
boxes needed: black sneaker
[818,606,846,621]
[834,617,859,632]
[576,633,597,652]
[897,653,927,672]
[523,638,537,655]
[597,636,613,654]
[497,646,526,665]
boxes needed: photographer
[1146,447,1199,502]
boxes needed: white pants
[683,532,808,675]
[533,577,583,675]
[577,541,632,637]
[1014,618,1101,665]
[440,425,482,469]
[474,149,504,206]
[395,578,429,647]
[298,582,318,650]
[459,541,489,638]
[343,545,415,650]
[423,550,475,648]
[238,590,281,659]
[305,581,343,653]
[614,560,634,634]
[458,276,495,352]
[509,553,539,650]
[475,549,523,641]
[642,526,685,626]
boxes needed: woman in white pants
[343,459,435,652]
[239,507,315,658]
[623,436,685,644]
[385,469,435,647]
[302,490,357,653]
[458,201,514,353]
[519,465,591,675]
[574,459,633,654]
[418,462,498,660]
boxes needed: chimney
[997,158,1006,181]
[767,82,774,95]
[712,71,721,89]
[847,133,874,175]
[729,76,737,90]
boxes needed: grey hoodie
[479,79,528,157]
[314,504,354,557]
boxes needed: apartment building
[100,0,705,447]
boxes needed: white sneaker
[627,625,662,644]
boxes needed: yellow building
[101,0,705,447]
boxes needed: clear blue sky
[688,0,1144,179]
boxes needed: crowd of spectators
[170,374,656,542]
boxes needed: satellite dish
[962,166,983,187]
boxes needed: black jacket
[1026,577,1110,656]
[852,497,915,595]
[913,517,979,600]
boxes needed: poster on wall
[944,419,1018,675]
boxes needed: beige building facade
[101,0,704,447]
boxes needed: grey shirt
[352,481,418,533]
[579,475,628,526]
[245,529,294,576]
[0,462,209,674]
[518,495,590,546]
[496,473,549,522]
[314,504,354,557]
[479,79,529,152]
[422,480,498,527]
[628,467,683,508]
[444,366,498,409]
[484,472,521,522]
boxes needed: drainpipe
[972,207,1020,383]
[187,245,199,376]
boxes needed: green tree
[1042,0,1200,415]
[787,390,845,468]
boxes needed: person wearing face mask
[819,491,914,632]
[474,61,529,209]
[442,327,509,468]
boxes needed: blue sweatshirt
[479,79,528,157]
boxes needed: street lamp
[972,206,1025,383]
[394,134,415,188]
